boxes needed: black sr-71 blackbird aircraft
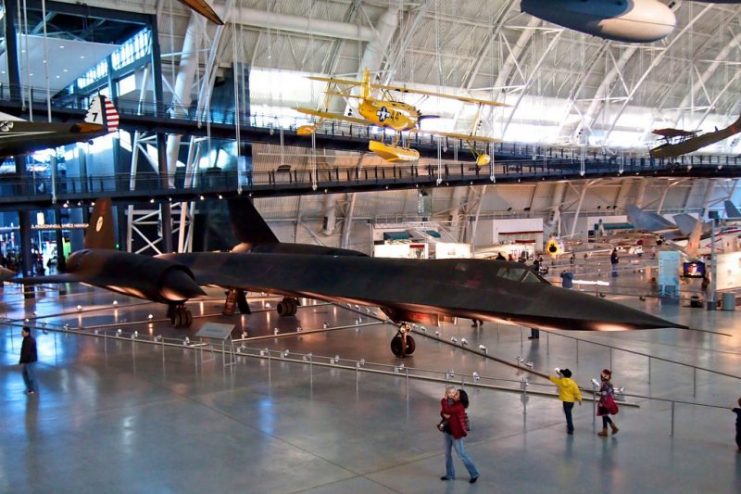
[22,198,685,357]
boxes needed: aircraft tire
[173,310,184,328]
[390,334,416,357]
[277,298,298,317]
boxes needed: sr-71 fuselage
[159,251,682,334]
[20,197,685,357]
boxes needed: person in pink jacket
[439,386,479,483]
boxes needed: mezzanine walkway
[1,87,739,210]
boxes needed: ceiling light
[59,45,64,49]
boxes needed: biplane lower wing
[410,129,500,143]
[294,107,369,126]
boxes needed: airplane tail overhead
[732,114,741,131]
[85,95,120,132]
[626,205,675,232]
[724,200,741,219]
[673,214,700,237]
[227,197,279,246]
[84,198,116,250]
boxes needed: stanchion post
[576,339,579,364]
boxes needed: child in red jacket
[440,386,479,483]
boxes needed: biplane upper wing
[307,75,365,86]
[307,75,507,107]
[294,107,370,126]
[374,83,508,107]
[652,128,698,139]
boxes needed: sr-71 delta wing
[160,197,686,357]
[0,95,119,158]
[159,250,686,356]
[17,196,687,357]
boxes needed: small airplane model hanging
[0,95,119,158]
[649,114,741,159]
[295,69,506,165]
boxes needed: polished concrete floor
[1,273,740,493]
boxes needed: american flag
[104,98,119,132]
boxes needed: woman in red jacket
[440,386,479,483]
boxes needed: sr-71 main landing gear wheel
[168,304,193,328]
[390,323,416,357]
[277,297,299,317]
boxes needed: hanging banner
[658,250,681,298]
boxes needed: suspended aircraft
[649,115,741,159]
[623,204,737,258]
[294,69,504,166]
[177,0,224,25]
[0,95,119,159]
[521,0,676,42]
[724,200,741,221]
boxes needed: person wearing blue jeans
[19,326,39,394]
[440,386,479,483]
[549,368,582,434]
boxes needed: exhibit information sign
[196,323,235,340]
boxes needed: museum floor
[1,263,739,493]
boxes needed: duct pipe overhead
[231,7,374,41]
[166,13,204,180]
[359,7,399,73]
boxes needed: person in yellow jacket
[549,368,582,434]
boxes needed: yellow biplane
[295,69,506,165]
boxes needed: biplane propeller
[295,69,506,165]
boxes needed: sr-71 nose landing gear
[390,323,416,357]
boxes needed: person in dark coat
[440,386,479,483]
[733,397,741,452]
[19,326,39,394]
